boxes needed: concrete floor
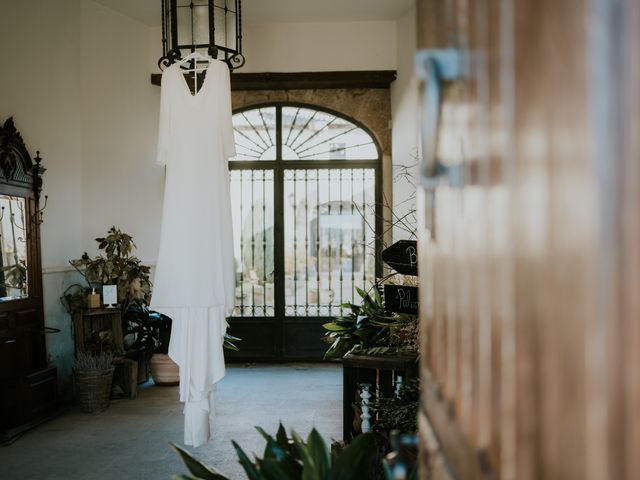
[0,364,342,480]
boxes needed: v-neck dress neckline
[172,61,213,99]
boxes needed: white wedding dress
[151,59,236,447]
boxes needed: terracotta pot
[149,353,179,386]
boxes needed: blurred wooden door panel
[416,0,640,479]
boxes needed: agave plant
[172,423,377,480]
[322,287,398,360]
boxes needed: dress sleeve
[156,72,171,166]
[220,65,236,159]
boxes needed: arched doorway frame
[227,101,384,361]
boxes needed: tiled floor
[0,364,342,480]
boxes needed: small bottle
[87,288,101,309]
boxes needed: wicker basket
[74,367,115,414]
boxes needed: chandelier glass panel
[159,0,244,70]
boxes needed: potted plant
[68,226,151,314]
[66,227,155,380]
[125,305,178,385]
[74,352,114,414]
[322,286,418,360]
[125,305,242,386]
[172,423,382,480]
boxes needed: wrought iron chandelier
[158,0,244,70]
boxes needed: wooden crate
[73,308,123,354]
[342,352,418,441]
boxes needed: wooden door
[415,1,640,479]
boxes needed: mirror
[0,194,28,300]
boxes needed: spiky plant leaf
[256,458,299,480]
[232,440,263,480]
[275,423,289,449]
[329,433,376,480]
[171,443,230,480]
[306,428,330,480]
[291,430,322,480]
[255,426,286,461]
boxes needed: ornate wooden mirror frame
[0,117,56,443]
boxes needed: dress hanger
[175,51,212,93]
[176,51,211,71]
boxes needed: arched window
[228,103,381,360]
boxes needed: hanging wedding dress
[151,59,236,447]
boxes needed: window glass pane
[281,107,378,160]
[284,168,377,316]
[232,107,277,160]
[228,105,379,321]
[230,170,275,316]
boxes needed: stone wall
[231,88,392,156]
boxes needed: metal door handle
[415,49,465,188]
[4,339,16,344]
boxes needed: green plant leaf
[322,323,350,332]
[323,337,352,360]
[306,428,330,480]
[256,458,298,480]
[232,440,263,480]
[275,423,288,449]
[329,433,376,480]
[171,443,230,480]
[291,430,321,480]
[373,286,383,306]
[255,426,286,461]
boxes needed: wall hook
[34,195,48,224]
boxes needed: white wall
[0,0,84,390]
[242,21,397,72]
[79,0,162,263]
[0,0,83,268]
[390,8,419,241]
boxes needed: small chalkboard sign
[382,240,418,276]
[384,284,419,315]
